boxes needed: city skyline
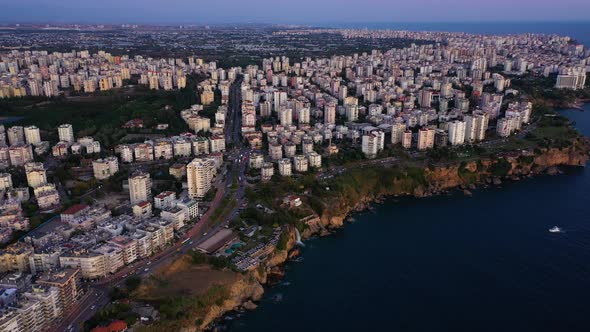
[2,0,590,24]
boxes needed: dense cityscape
[0,23,588,332]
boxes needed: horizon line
[1,20,590,26]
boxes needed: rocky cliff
[317,139,589,231]
[199,227,298,331]
[198,275,264,330]
[200,139,589,331]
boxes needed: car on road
[144,268,150,272]
[203,232,208,236]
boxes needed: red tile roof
[61,204,89,215]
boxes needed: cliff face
[198,275,264,330]
[318,140,589,230]
[200,141,589,330]
[199,227,297,331]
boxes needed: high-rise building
[36,268,80,313]
[187,158,214,199]
[361,131,385,158]
[345,104,359,122]
[402,130,412,149]
[417,127,435,150]
[464,113,489,142]
[8,145,34,167]
[448,120,466,146]
[58,124,74,143]
[24,126,41,145]
[298,108,310,124]
[92,157,119,180]
[278,158,292,176]
[279,108,293,126]
[391,122,406,144]
[0,173,12,191]
[128,172,152,204]
[293,155,309,173]
[23,285,62,325]
[25,162,47,188]
[324,102,336,125]
[7,126,25,146]
[418,89,433,108]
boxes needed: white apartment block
[278,158,292,177]
[154,191,176,210]
[57,124,74,143]
[187,158,214,199]
[129,172,152,204]
[24,126,41,145]
[417,127,435,150]
[92,157,119,180]
[448,120,466,146]
[0,173,12,190]
[25,162,47,188]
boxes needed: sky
[1,0,590,24]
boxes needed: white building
[298,108,310,124]
[129,172,152,204]
[279,108,293,126]
[0,173,12,190]
[324,102,336,124]
[58,124,74,143]
[92,157,119,180]
[187,158,214,199]
[307,151,322,168]
[261,162,274,181]
[24,126,41,145]
[209,135,226,153]
[464,113,489,142]
[7,126,24,146]
[278,158,292,177]
[25,162,47,188]
[293,155,309,173]
[249,152,264,169]
[417,127,435,150]
[391,122,406,144]
[448,120,466,146]
[154,191,176,210]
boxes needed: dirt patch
[134,255,238,300]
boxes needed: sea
[227,23,590,332]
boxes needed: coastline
[201,133,590,331]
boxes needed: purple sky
[2,0,590,24]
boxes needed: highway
[52,75,249,332]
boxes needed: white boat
[549,226,562,233]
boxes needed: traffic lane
[70,289,109,332]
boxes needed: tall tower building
[448,120,466,146]
[7,126,25,146]
[58,124,74,143]
[279,108,293,126]
[24,126,41,145]
[25,162,47,188]
[187,158,214,199]
[129,172,152,204]
[324,102,336,125]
